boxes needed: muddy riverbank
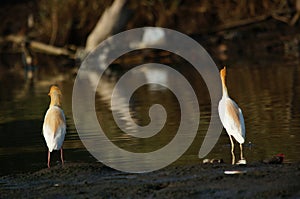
[0,162,299,198]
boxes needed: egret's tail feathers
[43,125,66,152]
[232,133,245,144]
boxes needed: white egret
[42,85,66,168]
[218,67,246,165]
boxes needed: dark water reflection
[0,56,299,175]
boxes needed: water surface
[0,55,299,175]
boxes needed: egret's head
[220,66,226,79]
[220,66,226,80]
[48,85,62,96]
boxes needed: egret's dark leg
[60,147,64,166]
[47,151,51,168]
[240,143,244,160]
[229,135,235,165]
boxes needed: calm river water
[0,52,299,175]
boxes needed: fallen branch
[1,35,75,58]
[202,8,295,34]
[213,14,270,33]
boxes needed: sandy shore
[0,162,299,198]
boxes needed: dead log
[1,35,74,58]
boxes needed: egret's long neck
[50,94,62,107]
[221,75,228,97]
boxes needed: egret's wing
[42,106,66,151]
[218,98,226,125]
[238,108,245,139]
[223,98,245,143]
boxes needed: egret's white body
[218,67,246,164]
[42,85,66,168]
[43,106,66,152]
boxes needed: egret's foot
[236,159,247,165]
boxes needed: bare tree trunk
[85,0,128,52]
[49,0,58,45]
[290,0,300,26]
